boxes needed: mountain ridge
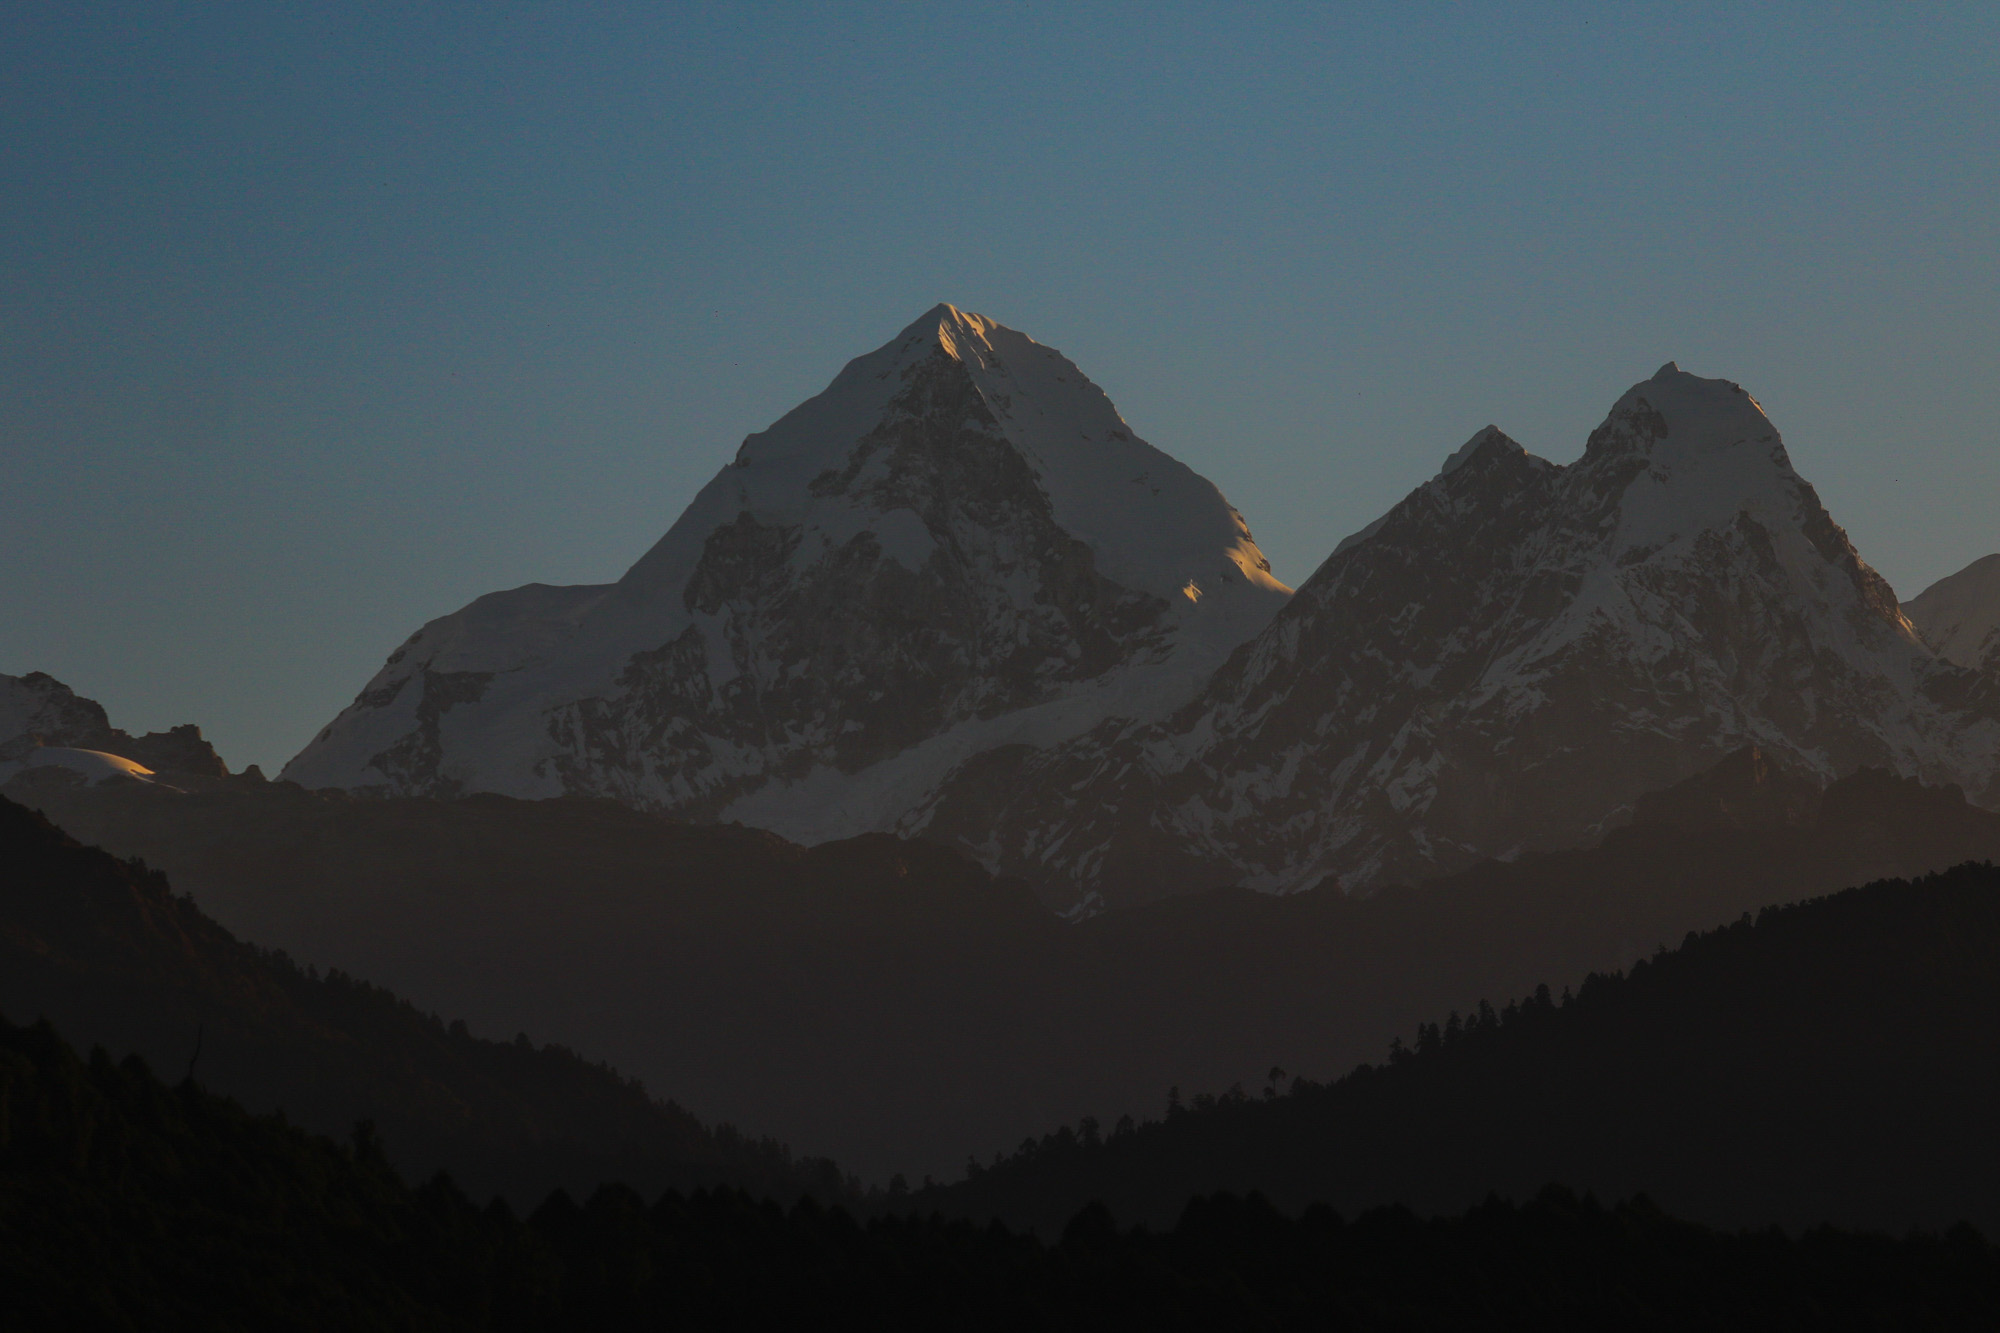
[0,791,851,1208]
[0,671,228,779]
[926,862,2000,1235]
[19,745,2000,1183]
[922,363,2000,910]
[67,320,2000,916]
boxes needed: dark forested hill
[929,863,2000,1236]
[6,1010,1999,1332]
[11,755,2000,1182]
[0,795,847,1207]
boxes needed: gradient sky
[5,3,1997,772]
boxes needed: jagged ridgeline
[284,304,1289,850]
[937,366,2000,909]
[0,671,227,781]
[282,315,2000,913]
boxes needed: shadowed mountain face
[282,305,1287,851]
[926,863,2000,1238]
[15,754,2000,1184]
[941,366,2000,911]
[0,795,848,1208]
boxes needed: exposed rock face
[923,365,2000,911]
[283,305,1290,835]
[0,673,111,761]
[0,672,227,778]
[1906,553,2000,673]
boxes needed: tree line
[6,1009,2000,1329]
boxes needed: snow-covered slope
[918,364,2000,911]
[0,672,227,777]
[284,305,1290,835]
[0,747,161,787]
[1907,554,2000,673]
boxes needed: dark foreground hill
[5,774,1060,1182]
[928,863,2000,1237]
[6,1013,1999,1331]
[0,795,846,1207]
[12,756,2000,1181]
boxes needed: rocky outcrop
[0,672,228,778]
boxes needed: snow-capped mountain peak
[284,339,1999,914]
[1438,424,1524,477]
[1581,364,1797,549]
[285,306,1290,837]
[620,303,1283,616]
[926,363,2000,911]
[1906,553,2000,672]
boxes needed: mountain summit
[926,364,2000,910]
[285,306,1289,834]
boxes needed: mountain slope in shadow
[0,795,849,1207]
[929,862,2000,1236]
[12,1004,2000,1331]
[11,753,2000,1182]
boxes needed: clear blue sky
[6,3,1997,772]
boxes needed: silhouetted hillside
[0,795,848,1207]
[12,759,2000,1181]
[6,1010,1998,1331]
[6,776,1069,1180]
[929,863,2000,1236]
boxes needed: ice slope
[927,364,2000,910]
[1906,554,2000,672]
[283,305,1290,834]
[0,747,161,787]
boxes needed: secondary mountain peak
[1437,424,1528,478]
[1906,553,2000,673]
[936,364,2000,910]
[1588,362,1781,472]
